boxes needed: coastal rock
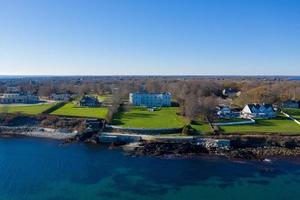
[83,134,100,144]
[132,141,209,157]
[131,140,300,160]
[225,147,300,160]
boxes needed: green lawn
[0,103,56,115]
[219,116,300,134]
[111,107,187,128]
[98,94,111,101]
[283,108,300,120]
[191,121,213,133]
[51,102,108,119]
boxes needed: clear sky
[0,0,299,76]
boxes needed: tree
[184,94,200,122]
[198,96,218,122]
[105,86,128,123]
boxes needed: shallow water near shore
[1,137,300,200]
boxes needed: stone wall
[106,125,182,135]
[212,119,255,126]
[99,133,142,143]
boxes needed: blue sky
[0,0,299,75]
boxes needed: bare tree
[198,96,218,121]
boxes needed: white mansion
[129,92,172,107]
[0,93,39,104]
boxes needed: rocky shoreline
[3,124,300,161]
[0,127,78,140]
[67,132,300,160]
[227,147,300,160]
[126,140,300,160]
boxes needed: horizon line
[0,74,299,77]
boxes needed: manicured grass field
[98,94,111,101]
[192,122,213,133]
[283,108,300,120]
[0,103,56,115]
[51,102,108,119]
[219,116,300,134]
[112,107,188,128]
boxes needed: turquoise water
[1,138,300,200]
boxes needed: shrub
[182,124,195,135]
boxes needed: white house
[129,92,171,107]
[0,93,39,104]
[241,104,276,119]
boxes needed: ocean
[1,137,300,200]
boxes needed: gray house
[222,88,241,98]
[281,100,299,109]
[79,96,101,107]
[217,106,240,118]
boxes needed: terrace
[218,115,300,134]
[0,103,57,115]
[111,107,187,129]
[51,102,108,119]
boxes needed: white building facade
[241,104,276,119]
[129,92,171,107]
[0,93,39,104]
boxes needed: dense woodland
[1,76,300,122]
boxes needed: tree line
[1,77,300,122]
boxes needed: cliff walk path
[281,111,300,126]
